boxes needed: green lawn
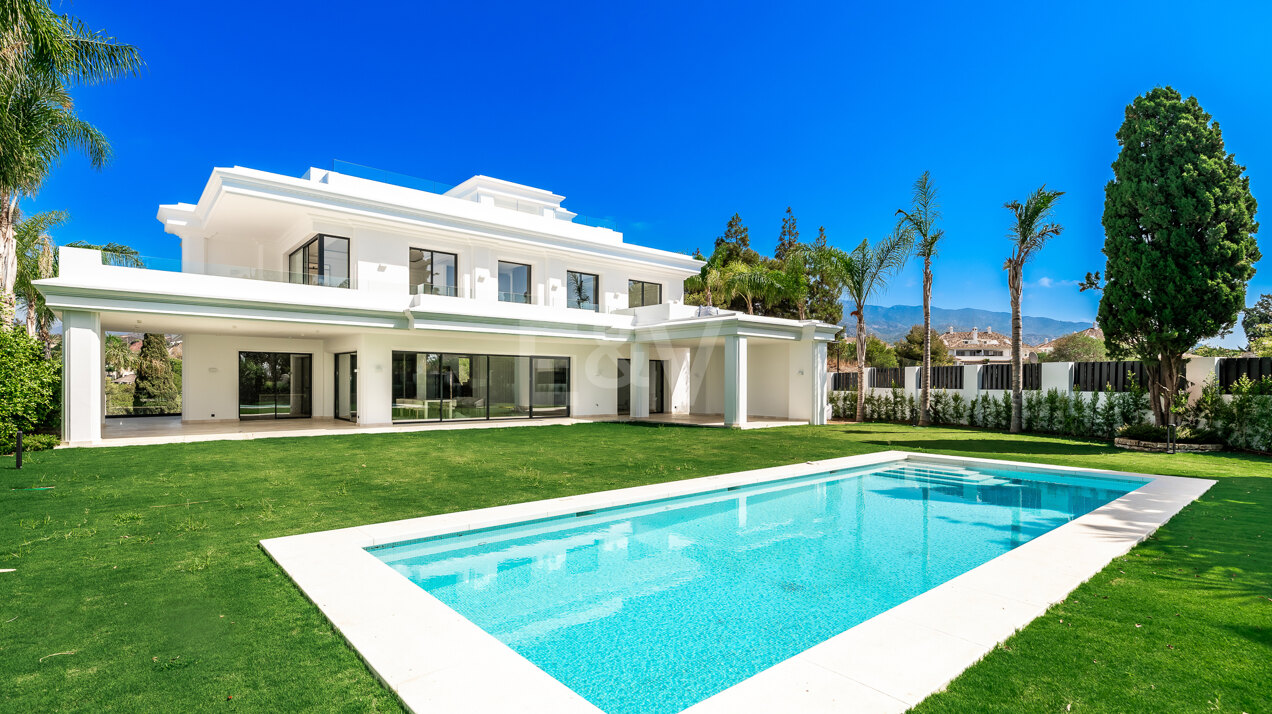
[1,423,1268,712]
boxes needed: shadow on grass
[857,436,1124,458]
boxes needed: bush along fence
[828,356,1272,450]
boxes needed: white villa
[37,165,839,446]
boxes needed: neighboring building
[937,325,1038,364]
[37,165,838,444]
[1036,324,1104,354]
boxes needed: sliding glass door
[334,352,357,421]
[238,352,312,420]
[392,352,567,421]
[616,358,665,415]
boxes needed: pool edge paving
[259,451,1213,714]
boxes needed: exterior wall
[748,343,789,418]
[181,334,332,421]
[689,345,724,415]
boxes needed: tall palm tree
[0,2,143,329]
[836,228,914,420]
[1003,186,1064,433]
[895,171,943,426]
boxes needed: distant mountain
[842,304,1093,346]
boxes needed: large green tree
[1241,293,1272,344]
[895,171,943,425]
[133,333,179,412]
[1096,87,1259,424]
[894,325,953,366]
[774,207,799,260]
[805,226,843,326]
[1004,186,1064,433]
[0,2,143,328]
[865,334,898,368]
[1040,333,1106,362]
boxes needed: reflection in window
[392,352,567,421]
[409,248,458,296]
[288,235,351,288]
[628,279,661,308]
[499,261,532,303]
[566,271,599,311]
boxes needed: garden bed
[1113,437,1224,453]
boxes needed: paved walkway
[87,413,807,448]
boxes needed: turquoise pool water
[370,459,1143,714]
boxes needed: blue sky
[30,1,1272,345]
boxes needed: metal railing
[499,291,533,304]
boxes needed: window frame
[498,261,533,304]
[565,270,600,312]
[288,234,351,288]
[408,247,459,297]
[627,279,663,308]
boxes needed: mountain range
[842,304,1094,346]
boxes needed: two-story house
[37,165,839,445]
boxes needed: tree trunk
[1009,264,1024,433]
[855,309,867,421]
[24,298,37,337]
[0,193,18,331]
[1148,353,1181,426]
[919,256,932,426]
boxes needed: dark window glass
[409,248,458,296]
[566,271,599,311]
[628,279,662,308]
[238,352,312,419]
[498,262,532,303]
[392,352,564,421]
[288,235,350,288]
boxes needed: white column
[630,342,650,418]
[357,337,393,426]
[724,335,748,427]
[811,341,829,425]
[62,309,103,445]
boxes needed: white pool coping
[260,451,1214,714]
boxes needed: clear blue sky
[30,1,1272,345]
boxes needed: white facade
[38,165,840,444]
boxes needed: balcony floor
[88,412,805,448]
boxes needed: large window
[566,271,599,311]
[238,352,312,420]
[288,235,350,288]
[498,261,532,303]
[628,279,662,308]
[409,248,458,296]
[392,351,568,421]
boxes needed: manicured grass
[1,423,1267,712]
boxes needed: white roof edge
[190,166,702,273]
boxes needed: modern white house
[37,165,839,445]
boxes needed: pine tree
[774,207,800,261]
[713,213,760,265]
[1096,87,1259,424]
[805,226,843,326]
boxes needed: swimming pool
[367,459,1143,714]
[261,451,1212,714]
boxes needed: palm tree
[14,209,66,337]
[0,2,143,329]
[725,262,780,315]
[685,247,731,309]
[895,171,944,426]
[1003,186,1064,433]
[836,228,914,420]
[13,207,141,353]
[104,333,134,377]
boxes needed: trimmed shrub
[0,329,60,453]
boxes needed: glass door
[238,352,312,420]
[617,359,631,415]
[334,352,357,421]
[649,359,666,414]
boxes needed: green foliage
[1098,87,1260,423]
[894,325,954,365]
[132,333,180,413]
[865,334,898,368]
[711,213,761,267]
[774,206,799,261]
[1241,293,1272,343]
[1189,344,1245,358]
[0,328,59,450]
[1182,375,1272,452]
[1041,333,1107,362]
